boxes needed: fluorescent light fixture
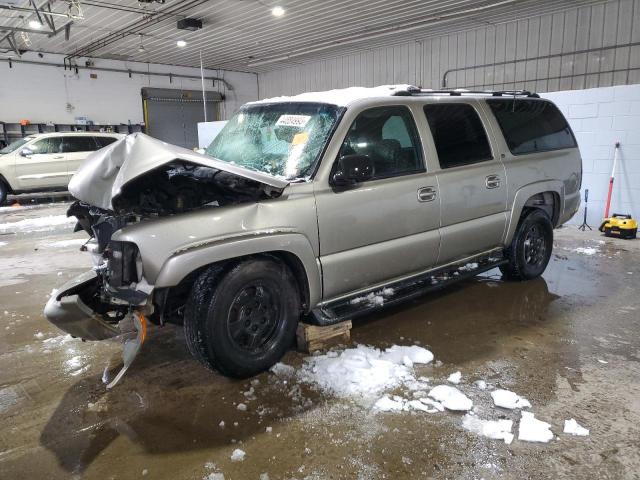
[176,39,187,47]
[271,6,285,17]
[28,20,43,29]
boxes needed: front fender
[153,232,322,307]
[504,180,563,245]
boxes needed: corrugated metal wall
[259,0,640,97]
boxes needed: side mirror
[20,148,33,157]
[332,154,374,187]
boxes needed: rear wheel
[184,257,301,378]
[500,209,553,281]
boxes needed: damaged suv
[45,85,582,384]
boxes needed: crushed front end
[44,202,152,340]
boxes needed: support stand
[578,188,592,231]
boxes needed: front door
[423,102,508,263]
[315,105,441,300]
[14,137,68,190]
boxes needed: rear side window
[61,136,99,153]
[95,136,118,148]
[340,106,424,179]
[487,99,576,155]
[423,104,493,169]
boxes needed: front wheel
[184,257,301,378]
[500,209,553,281]
[0,181,8,206]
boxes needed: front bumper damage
[44,269,150,388]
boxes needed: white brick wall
[542,85,640,226]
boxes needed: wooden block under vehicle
[296,320,352,353]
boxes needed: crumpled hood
[68,132,289,211]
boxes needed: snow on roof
[251,84,417,107]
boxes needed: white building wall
[258,0,640,98]
[543,84,640,225]
[0,52,258,125]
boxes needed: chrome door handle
[485,174,501,189]
[418,186,437,202]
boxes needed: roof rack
[393,86,540,98]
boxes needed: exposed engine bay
[66,159,284,329]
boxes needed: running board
[311,254,508,326]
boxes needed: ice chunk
[458,263,479,272]
[236,403,247,411]
[563,418,589,436]
[518,411,553,443]
[270,362,295,377]
[33,331,45,339]
[447,371,462,384]
[491,389,531,409]
[205,474,225,480]
[418,397,445,412]
[474,380,487,390]
[427,385,473,411]
[462,414,514,444]
[380,345,434,365]
[230,448,246,462]
[373,395,405,412]
[218,420,225,428]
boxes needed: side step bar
[311,253,508,326]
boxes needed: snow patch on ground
[44,238,86,248]
[447,371,462,384]
[462,415,514,444]
[518,411,553,443]
[474,380,487,390]
[297,345,433,401]
[491,389,531,409]
[573,247,599,255]
[0,215,76,233]
[427,385,473,411]
[564,418,589,436]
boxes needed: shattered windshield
[0,137,33,155]
[206,102,342,180]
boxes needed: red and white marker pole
[603,142,620,219]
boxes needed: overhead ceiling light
[176,39,187,47]
[271,6,285,17]
[28,20,43,29]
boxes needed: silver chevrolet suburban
[44,85,582,384]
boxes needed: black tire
[500,209,553,281]
[183,257,301,378]
[0,181,7,206]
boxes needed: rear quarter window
[487,99,576,155]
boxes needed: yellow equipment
[598,214,638,239]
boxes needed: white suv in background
[0,132,124,205]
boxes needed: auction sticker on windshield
[275,115,311,128]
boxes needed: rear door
[13,136,68,190]
[315,105,441,299]
[62,136,101,179]
[423,102,508,263]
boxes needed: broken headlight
[106,241,142,288]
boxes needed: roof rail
[393,86,540,98]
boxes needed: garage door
[141,87,223,148]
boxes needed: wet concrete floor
[0,202,639,479]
